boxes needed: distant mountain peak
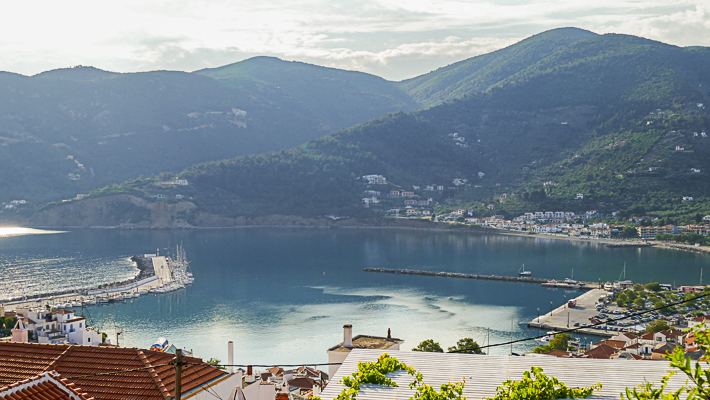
[33,65,117,81]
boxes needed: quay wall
[87,276,158,296]
[363,268,549,284]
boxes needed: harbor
[2,245,194,312]
[527,289,614,337]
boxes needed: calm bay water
[1,227,708,364]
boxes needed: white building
[13,308,103,346]
[575,193,584,199]
[172,179,189,186]
[362,175,387,185]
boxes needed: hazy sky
[1,1,708,81]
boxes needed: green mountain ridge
[29,30,710,227]
[398,27,598,107]
[0,60,415,206]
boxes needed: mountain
[196,56,418,130]
[0,61,415,205]
[27,30,710,227]
[398,27,597,107]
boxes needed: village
[361,174,710,240]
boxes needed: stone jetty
[363,268,549,284]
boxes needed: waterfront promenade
[528,289,613,338]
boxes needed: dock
[363,268,549,284]
[528,289,614,338]
[363,268,601,290]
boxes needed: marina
[1,228,707,361]
[3,245,194,312]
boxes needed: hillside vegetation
[0,60,415,205]
[27,30,710,226]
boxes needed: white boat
[535,331,558,344]
[98,297,109,304]
[71,300,82,307]
[518,264,532,277]
[564,269,577,284]
[137,290,148,295]
[86,298,97,305]
[123,292,133,300]
[132,292,141,298]
[62,302,73,308]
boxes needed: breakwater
[363,268,549,284]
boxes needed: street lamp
[567,311,570,328]
[537,308,540,324]
[550,301,553,316]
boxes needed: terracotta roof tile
[0,343,228,400]
[0,372,93,400]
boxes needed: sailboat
[518,264,532,277]
[564,269,577,284]
[615,262,633,288]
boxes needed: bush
[412,339,444,352]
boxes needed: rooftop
[327,335,403,353]
[319,349,688,400]
[0,371,93,400]
[0,343,227,400]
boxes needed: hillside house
[401,191,415,197]
[417,200,430,206]
[404,199,417,206]
[4,204,15,209]
[362,175,387,185]
[691,168,701,173]
[676,146,685,151]
[683,196,694,202]
[363,190,380,196]
[478,172,485,178]
[437,185,444,191]
[389,190,400,197]
[10,200,27,205]
[575,193,584,199]
[171,179,189,186]
[412,185,420,190]
[425,185,435,191]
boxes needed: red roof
[0,343,227,400]
[584,344,617,359]
[0,371,93,400]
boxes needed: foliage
[313,353,465,400]
[657,234,710,247]
[206,358,225,370]
[533,334,572,354]
[487,367,601,400]
[624,324,710,400]
[621,226,639,238]
[448,338,484,354]
[413,339,444,353]
[646,320,672,333]
[646,282,663,292]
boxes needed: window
[79,323,82,328]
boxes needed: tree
[533,334,572,353]
[413,339,444,352]
[489,367,601,400]
[448,338,483,354]
[645,282,662,292]
[634,297,645,308]
[621,226,639,238]
[633,284,645,292]
[206,358,225,370]
[646,319,670,333]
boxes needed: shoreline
[12,221,710,257]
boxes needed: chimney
[343,324,353,348]
[387,328,391,339]
[247,365,253,376]
[228,341,234,374]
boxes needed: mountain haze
[0,60,415,205]
[28,29,710,227]
[398,27,597,107]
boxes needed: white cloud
[0,0,707,80]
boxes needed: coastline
[17,220,710,256]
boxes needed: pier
[363,268,600,290]
[363,268,550,284]
[528,289,614,338]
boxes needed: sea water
[0,227,708,364]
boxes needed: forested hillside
[0,61,414,206]
[27,30,710,226]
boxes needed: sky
[1,1,709,81]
